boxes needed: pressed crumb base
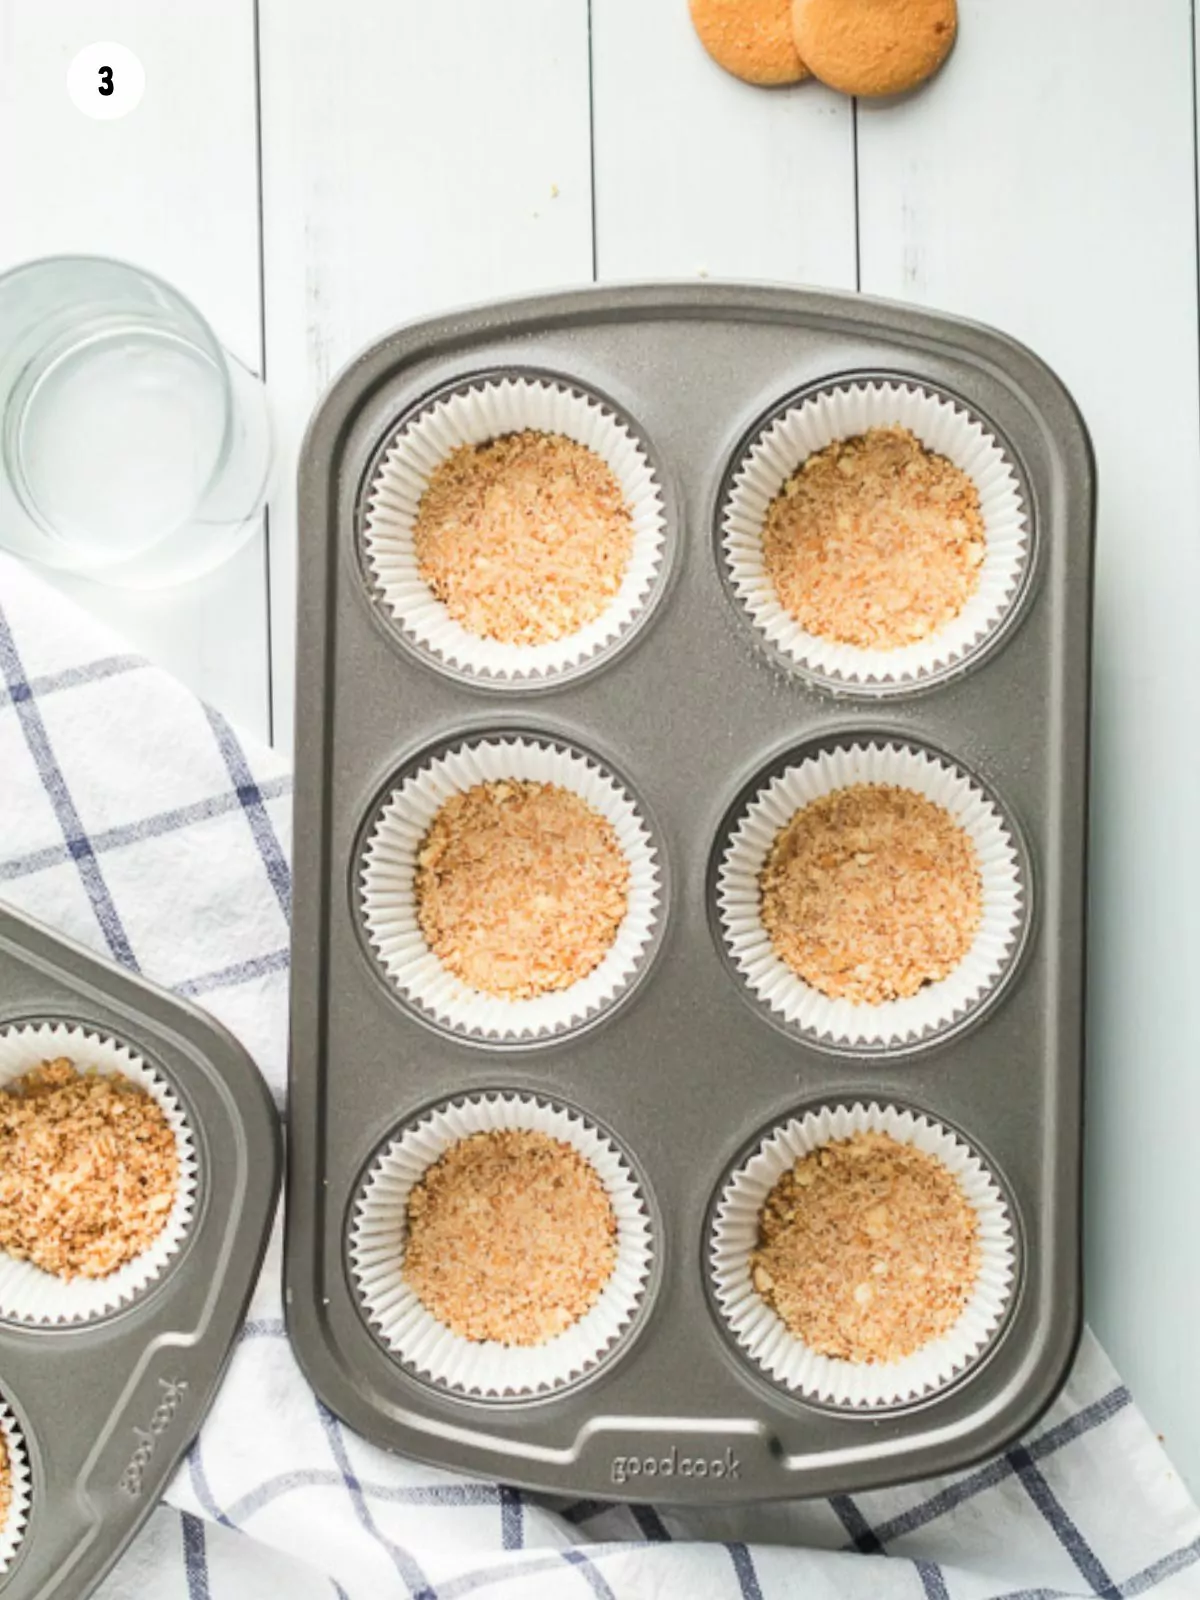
[415,779,631,1001]
[413,430,635,647]
[0,1059,178,1281]
[762,425,986,651]
[759,783,982,1005]
[402,1129,618,1346]
[752,1131,981,1364]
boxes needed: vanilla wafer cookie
[792,0,956,98]
[691,0,810,86]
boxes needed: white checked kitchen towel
[0,549,1197,1600]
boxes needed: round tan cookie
[690,0,811,87]
[792,0,956,97]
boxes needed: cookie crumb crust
[413,430,634,647]
[416,779,630,1000]
[762,424,985,650]
[0,1427,9,1533]
[759,783,982,1005]
[0,1059,178,1281]
[403,1129,618,1346]
[751,1130,980,1364]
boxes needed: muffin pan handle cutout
[0,903,280,1600]
[288,282,1092,1502]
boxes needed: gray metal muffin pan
[0,903,281,1598]
[286,282,1093,1502]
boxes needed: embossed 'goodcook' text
[610,1445,741,1487]
[118,1377,190,1497]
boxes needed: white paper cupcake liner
[721,380,1030,691]
[0,1399,31,1578]
[363,376,668,683]
[359,735,664,1042]
[0,1023,198,1325]
[716,741,1026,1051]
[350,1092,654,1398]
[710,1101,1016,1408]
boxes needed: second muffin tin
[286,281,1093,1501]
[0,902,280,1598]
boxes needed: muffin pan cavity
[355,728,667,1045]
[349,1091,655,1400]
[289,282,1092,1502]
[711,734,1031,1056]
[0,1021,199,1326]
[719,376,1034,695]
[706,1098,1018,1409]
[360,371,672,689]
[0,904,279,1600]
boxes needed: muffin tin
[0,902,280,1597]
[286,282,1093,1502]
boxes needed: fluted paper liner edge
[350,1093,653,1397]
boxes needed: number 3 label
[67,42,144,120]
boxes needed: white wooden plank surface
[857,0,1200,1489]
[0,0,270,741]
[590,0,856,285]
[258,0,595,751]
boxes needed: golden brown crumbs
[416,779,630,1000]
[413,430,634,646]
[0,1427,9,1532]
[403,1129,618,1345]
[762,425,986,650]
[752,1131,980,1364]
[0,1059,178,1280]
[759,784,981,1005]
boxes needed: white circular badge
[67,42,145,120]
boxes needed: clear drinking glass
[0,256,272,589]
